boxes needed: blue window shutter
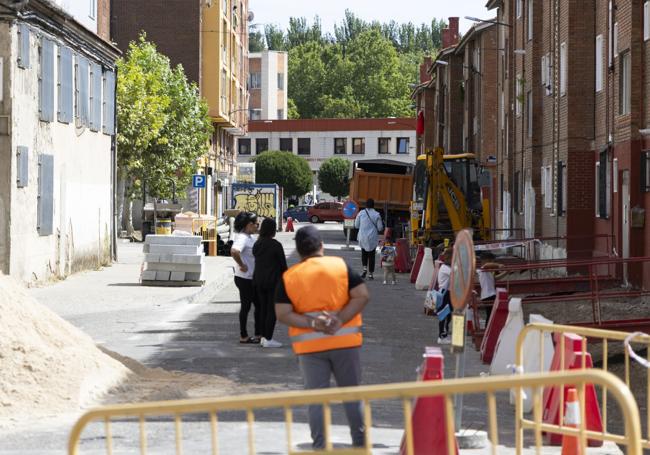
[90,63,102,131]
[77,56,89,126]
[18,24,30,69]
[58,46,73,123]
[37,154,54,236]
[102,70,115,135]
[40,39,54,122]
[16,146,28,188]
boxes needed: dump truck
[348,159,414,239]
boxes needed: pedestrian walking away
[275,225,370,450]
[435,247,453,344]
[231,211,262,344]
[253,218,288,348]
[354,198,383,280]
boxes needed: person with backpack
[354,198,384,279]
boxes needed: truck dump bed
[349,171,413,210]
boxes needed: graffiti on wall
[233,186,276,218]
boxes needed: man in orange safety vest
[275,225,370,450]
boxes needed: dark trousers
[438,291,452,337]
[361,248,376,273]
[234,276,260,339]
[299,347,365,449]
[256,286,277,340]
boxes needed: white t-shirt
[437,263,451,291]
[478,269,496,300]
[232,233,255,279]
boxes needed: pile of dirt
[0,274,130,423]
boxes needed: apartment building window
[277,73,285,90]
[277,109,284,119]
[516,0,522,18]
[223,0,228,15]
[249,109,261,120]
[613,23,618,57]
[378,138,390,154]
[641,151,650,192]
[560,43,567,96]
[89,0,96,19]
[37,154,54,236]
[18,24,30,69]
[352,138,365,154]
[526,91,532,138]
[608,1,614,66]
[515,74,522,117]
[541,55,546,87]
[619,51,631,115]
[280,138,293,152]
[397,137,409,154]
[40,38,55,123]
[513,171,521,213]
[541,165,552,209]
[334,138,347,154]
[238,138,251,155]
[499,173,504,211]
[545,53,552,96]
[596,35,604,92]
[645,2,650,41]
[255,138,268,155]
[249,72,261,89]
[557,161,566,216]
[222,21,228,62]
[597,149,610,218]
[221,69,227,113]
[297,138,311,155]
[527,0,533,41]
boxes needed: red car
[308,202,344,223]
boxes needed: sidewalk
[28,240,235,363]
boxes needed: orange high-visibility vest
[283,256,363,354]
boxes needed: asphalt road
[0,223,622,454]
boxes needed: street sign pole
[449,229,476,434]
[341,200,359,251]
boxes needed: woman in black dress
[252,218,288,348]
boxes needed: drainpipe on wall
[111,67,118,261]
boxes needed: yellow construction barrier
[68,370,642,455]
[515,322,650,450]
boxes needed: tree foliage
[255,151,312,197]
[251,11,445,119]
[318,157,351,200]
[116,35,213,200]
[249,29,265,52]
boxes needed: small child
[380,238,397,285]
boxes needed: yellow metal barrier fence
[68,370,642,455]
[515,322,650,450]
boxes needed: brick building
[111,0,250,217]
[248,50,288,120]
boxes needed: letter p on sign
[192,174,206,188]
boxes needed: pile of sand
[0,275,130,422]
[0,274,241,426]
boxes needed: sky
[248,0,493,35]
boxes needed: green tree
[116,35,212,233]
[255,151,312,197]
[264,24,287,51]
[318,157,350,200]
[287,98,300,119]
[249,29,265,52]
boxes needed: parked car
[283,205,311,222]
[308,202,344,223]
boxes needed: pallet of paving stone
[140,280,205,287]
[141,234,205,286]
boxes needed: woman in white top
[231,212,261,344]
[476,252,506,326]
[354,198,384,279]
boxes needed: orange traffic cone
[561,388,582,455]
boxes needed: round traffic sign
[450,229,476,310]
[342,199,359,219]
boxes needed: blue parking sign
[192,174,206,188]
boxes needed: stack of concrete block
[141,235,205,284]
